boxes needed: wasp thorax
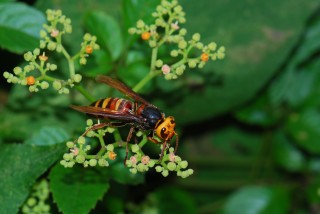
[156,116,176,140]
[141,106,163,129]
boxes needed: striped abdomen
[91,97,133,113]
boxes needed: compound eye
[160,127,168,139]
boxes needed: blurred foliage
[1,0,320,213]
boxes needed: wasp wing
[70,105,143,123]
[96,75,153,106]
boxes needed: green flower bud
[47,42,57,51]
[27,197,37,206]
[179,160,188,169]
[89,159,97,167]
[148,160,155,167]
[13,67,22,75]
[83,33,91,41]
[53,80,62,90]
[86,119,93,126]
[187,169,194,175]
[175,156,182,162]
[56,44,63,52]
[3,71,10,79]
[149,40,157,48]
[188,60,197,68]
[85,145,91,151]
[73,74,82,83]
[164,73,173,80]
[179,28,187,36]
[106,144,114,151]
[208,42,217,51]
[155,59,163,67]
[83,161,89,167]
[62,87,70,94]
[130,168,138,174]
[161,170,169,177]
[67,161,75,168]
[131,144,140,153]
[60,160,67,167]
[167,162,177,171]
[192,33,201,42]
[40,30,47,38]
[107,127,115,133]
[137,163,146,172]
[136,20,145,28]
[128,28,136,34]
[65,25,72,33]
[174,5,183,13]
[40,81,49,89]
[178,17,186,23]
[77,136,86,145]
[75,154,85,163]
[178,40,187,49]
[196,42,204,49]
[24,52,33,61]
[155,166,163,172]
[170,50,179,57]
[98,158,109,167]
[49,64,57,71]
[66,141,74,148]
[40,40,46,49]
[33,48,40,56]
[63,153,72,161]
[80,57,87,65]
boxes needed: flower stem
[74,85,95,102]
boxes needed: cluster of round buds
[126,145,193,178]
[39,9,72,50]
[128,0,225,81]
[21,179,51,214]
[3,49,55,92]
[125,144,157,174]
[128,0,186,48]
[79,33,100,65]
[60,119,116,168]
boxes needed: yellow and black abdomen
[91,97,133,113]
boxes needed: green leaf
[25,126,70,146]
[166,0,319,125]
[50,164,110,214]
[118,62,150,92]
[223,186,290,214]
[235,94,280,127]
[272,132,306,172]
[286,109,320,154]
[84,11,123,60]
[0,143,65,214]
[0,2,45,53]
[307,178,320,204]
[110,162,144,185]
[269,68,315,107]
[152,186,197,214]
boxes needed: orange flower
[108,151,117,160]
[85,46,93,54]
[201,53,209,62]
[26,76,35,85]
[141,32,151,40]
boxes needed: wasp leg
[174,133,179,154]
[124,127,135,165]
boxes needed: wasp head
[155,116,176,141]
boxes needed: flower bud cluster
[21,179,51,214]
[126,146,194,178]
[3,49,54,93]
[60,120,115,168]
[3,9,99,94]
[128,0,225,80]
